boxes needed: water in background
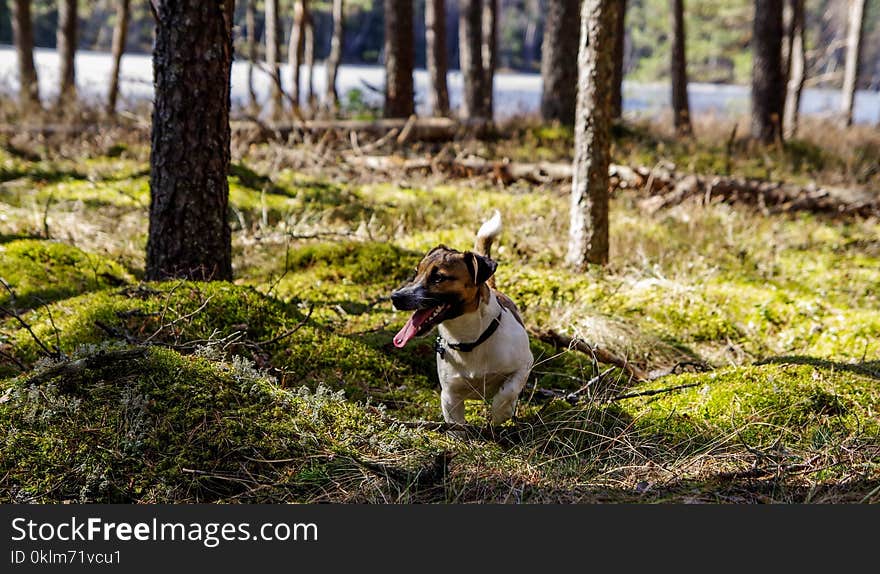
[0,46,877,125]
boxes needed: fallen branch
[26,348,148,386]
[529,328,649,382]
[608,382,701,402]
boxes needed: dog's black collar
[435,310,503,359]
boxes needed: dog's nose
[390,290,407,310]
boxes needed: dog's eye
[430,272,450,284]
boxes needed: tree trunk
[840,0,865,127]
[523,0,541,69]
[425,0,449,116]
[567,0,617,269]
[610,0,626,119]
[325,0,344,111]
[265,0,284,118]
[305,13,316,112]
[11,0,39,108]
[751,0,785,143]
[146,0,234,282]
[541,0,581,126]
[246,0,258,111]
[383,0,414,118]
[57,0,77,101]
[670,0,692,136]
[481,0,497,119]
[459,0,485,119]
[288,0,308,113]
[540,0,579,126]
[106,0,130,116]
[783,0,805,137]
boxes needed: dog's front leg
[491,368,530,425]
[440,385,467,424]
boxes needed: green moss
[0,347,449,502]
[0,240,132,309]
[630,363,880,449]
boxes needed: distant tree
[425,0,449,115]
[11,0,39,109]
[670,0,692,136]
[288,0,309,114]
[107,0,130,116]
[481,0,497,118]
[246,0,258,111]
[611,0,626,119]
[751,0,785,143]
[147,0,234,281]
[783,0,805,137]
[540,0,579,126]
[459,0,485,118]
[325,0,345,111]
[304,9,316,111]
[57,0,78,101]
[265,0,284,118]
[840,0,866,127]
[383,0,414,117]
[522,0,541,69]
[567,0,618,268]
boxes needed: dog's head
[390,245,497,348]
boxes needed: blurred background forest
[0,0,878,89]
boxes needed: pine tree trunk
[670,0,692,136]
[325,0,344,111]
[11,0,39,108]
[425,0,449,116]
[106,0,129,116]
[57,0,77,101]
[840,0,865,127]
[610,0,626,119]
[146,0,234,282]
[246,0,258,111]
[265,0,284,118]
[305,14,316,112]
[540,0,579,126]
[751,0,785,143]
[481,0,497,118]
[459,0,485,119]
[783,0,805,137]
[288,0,308,113]
[383,0,414,118]
[523,0,540,69]
[567,0,617,269]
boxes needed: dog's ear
[466,252,497,285]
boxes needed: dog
[391,211,533,425]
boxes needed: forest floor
[1,108,879,503]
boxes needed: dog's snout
[391,287,418,311]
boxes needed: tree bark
[425,0,449,116]
[481,0,497,118]
[57,0,77,101]
[459,0,485,119]
[246,0,258,111]
[567,0,617,269]
[265,0,284,118]
[325,0,344,111]
[305,13,316,111]
[106,0,130,116]
[782,0,805,137]
[611,0,627,119]
[540,0,579,126]
[11,0,39,108]
[383,0,414,118]
[146,0,234,282]
[288,0,308,113]
[751,0,785,143]
[670,0,692,136]
[840,0,865,127]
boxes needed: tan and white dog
[391,211,533,425]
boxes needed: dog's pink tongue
[393,308,433,348]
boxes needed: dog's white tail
[474,209,502,258]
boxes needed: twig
[0,348,26,371]
[0,279,57,359]
[143,293,215,343]
[607,382,700,402]
[529,327,649,382]
[255,306,314,346]
[26,348,148,386]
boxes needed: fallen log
[231,116,488,143]
[529,328,649,383]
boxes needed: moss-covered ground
[0,122,878,503]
